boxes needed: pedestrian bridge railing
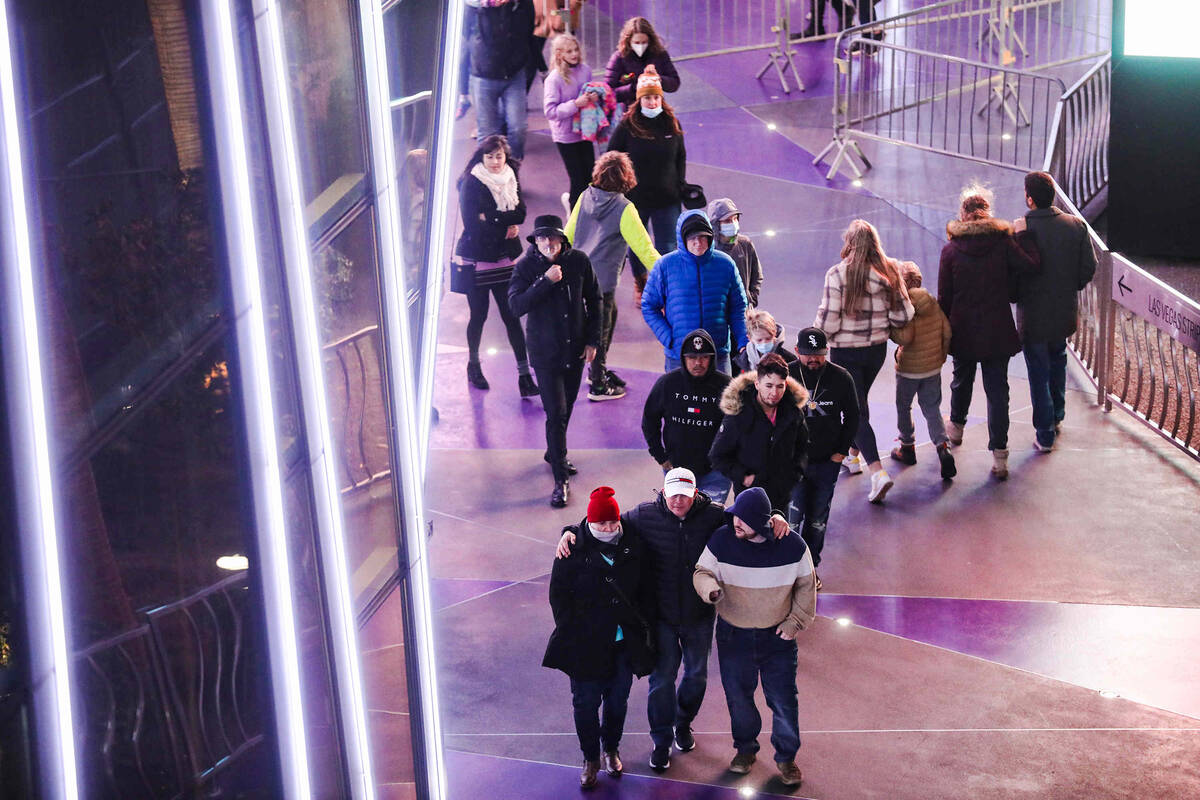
[1056,184,1200,459]
[324,324,393,493]
[1043,54,1109,213]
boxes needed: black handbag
[450,260,474,294]
[681,182,707,210]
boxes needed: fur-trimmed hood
[718,371,808,416]
[946,216,1012,239]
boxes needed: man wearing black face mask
[786,327,858,590]
[509,214,602,507]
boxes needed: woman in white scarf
[453,135,537,397]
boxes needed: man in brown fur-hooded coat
[708,353,810,513]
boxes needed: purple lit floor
[377,11,1197,798]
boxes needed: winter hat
[587,487,620,523]
[663,467,697,498]
[679,212,714,243]
[635,64,664,99]
[727,486,772,537]
[527,214,568,243]
[679,328,716,357]
[796,327,829,356]
[706,197,740,223]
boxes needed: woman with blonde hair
[544,33,597,212]
[815,219,914,503]
[732,308,797,377]
[938,184,1040,479]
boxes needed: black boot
[550,480,569,508]
[937,442,957,480]
[467,361,489,390]
[518,373,538,398]
[545,451,577,475]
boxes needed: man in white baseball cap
[557,466,791,772]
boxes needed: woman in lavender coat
[544,33,596,213]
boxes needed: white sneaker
[946,419,964,446]
[842,453,864,474]
[560,191,571,216]
[991,449,1009,480]
[867,470,893,503]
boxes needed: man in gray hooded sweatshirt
[707,197,764,307]
[566,151,660,401]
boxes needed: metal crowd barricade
[815,0,1109,179]
[814,39,1066,179]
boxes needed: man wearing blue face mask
[707,198,764,307]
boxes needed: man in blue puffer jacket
[641,209,749,375]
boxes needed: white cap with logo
[663,467,697,498]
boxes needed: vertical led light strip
[196,1,311,796]
[0,3,79,797]
[356,1,447,797]
[249,0,376,796]
[417,0,466,463]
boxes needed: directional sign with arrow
[1111,267,1200,352]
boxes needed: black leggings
[466,283,527,364]
[556,140,596,211]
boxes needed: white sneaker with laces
[867,469,893,504]
[842,453,864,474]
[560,191,571,216]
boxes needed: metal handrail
[1043,54,1110,212]
[1050,182,1200,459]
[323,324,393,493]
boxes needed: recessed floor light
[217,554,249,571]
[852,179,864,187]
[486,347,498,355]
[767,122,777,130]
[1098,689,1120,699]
[765,229,777,237]
[836,617,853,627]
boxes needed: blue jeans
[630,203,680,279]
[1023,340,1067,447]
[949,356,1010,451]
[715,618,801,762]
[665,352,732,376]
[896,374,948,445]
[788,459,840,568]
[647,617,716,749]
[469,73,528,159]
[697,469,732,505]
[570,647,634,761]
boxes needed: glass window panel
[280,0,369,213]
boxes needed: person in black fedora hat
[509,214,603,508]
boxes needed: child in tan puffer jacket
[889,262,956,479]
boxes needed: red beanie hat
[587,486,620,523]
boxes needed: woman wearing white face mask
[606,65,686,307]
[732,308,798,377]
[604,17,680,107]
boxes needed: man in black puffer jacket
[509,215,601,508]
[709,353,810,513]
[641,328,732,503]
[469,0,535,158]
[556,468,790,773]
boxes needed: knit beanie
[635,64,664,100]
[587,487,620,523]
[727,486,772,537]
[679,212,714,243]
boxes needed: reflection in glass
[280,0,368,209]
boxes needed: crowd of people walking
[449,3,1098,790]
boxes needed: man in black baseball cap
[509,214,602,508]
[642,328,733,504]
[785,327,859,591]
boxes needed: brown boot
[580,759,601,789]
[776,760,803,786]
[603,750,623,776]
